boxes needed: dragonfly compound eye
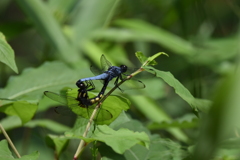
[120,65,127,73]
[76,81,85,89]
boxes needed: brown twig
[0,123,21,158]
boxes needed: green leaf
[0,61,81,100]
[0,140,39,160]
[65,117,93,138]
[220,137,240,149]
[147,114,198,129]
[0,32,18,73]
[82,125,149,154]
[129,95,188,142]
[124,137,187,160]
[45,134,68,157]
[135,51,149,64]
[25,119,71,133]
[143,66,212,112]
[0,101,37,124]
[113,19,196,56]
[136,51,169,66]
[0,116,22,132]
[72,0,119,46]
[18,151,39,160]
[0,112,70,133]
[16,0,80,63]
[0,140,14,160]
[65,88,130,125]
[192,68,240,160]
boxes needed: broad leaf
[143,66,212,112]
[147,114,198,129]
[18,151,39,160]
[0,140,14,160]
[0,101,37,124]
[0,61,81,100]
[78,125,149,154]
[124,137,187,160]
[0,32,18,73]
[0,61,86,124]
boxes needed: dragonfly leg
[85,80,95,91]
[99,80,109,96]
[114,75,124,92]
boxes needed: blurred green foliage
[0,0,240,159]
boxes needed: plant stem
[0,123,21,158]
[73,103,101,160]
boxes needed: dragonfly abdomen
[76,73,109,88]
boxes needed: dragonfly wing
[100,54,112,71]
[117,77,146,91]
[90,65,103,76]
[87,107,113,123]
[44,91,72,105]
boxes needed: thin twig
[73,103,101,160]
[0,123,21,158]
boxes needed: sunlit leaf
[135,51,148,64]
[0,100,37,124]
[0,32,18,73]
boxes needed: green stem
[0,123,21,158]
[73,102,101,159]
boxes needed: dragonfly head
[120,65,127,73]
[76,81,85,89]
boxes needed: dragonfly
[44,80,111,122]
[76,54,145,99]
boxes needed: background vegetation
[0,0,240,159]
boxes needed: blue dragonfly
[76,54,145,99]
[44,80,112,122]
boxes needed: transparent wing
[44,91,112,122]
[90,65,103,76]
[90,55,112,76]
[118,77,146,91]
[100,54,112,71]
[44,91,70,105]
